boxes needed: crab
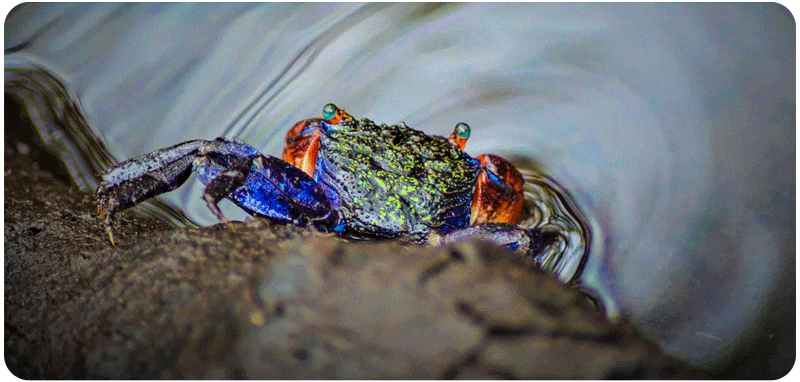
[97,104,555,259]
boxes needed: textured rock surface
[4,134,705,379]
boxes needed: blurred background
[5,3,794,377]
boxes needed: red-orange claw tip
[481,154,524,192]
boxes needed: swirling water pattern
[5,3,794,372]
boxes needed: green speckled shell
[317,119,479,239]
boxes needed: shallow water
[5,3,794,372]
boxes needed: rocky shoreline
[5,124,705,378]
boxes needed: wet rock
[4,139,704,379]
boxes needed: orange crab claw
[282,118,322,176]
[470,154,525,225]
[283,104,355,176]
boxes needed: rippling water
[5,3,794,373]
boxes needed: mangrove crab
[97,104,554,258]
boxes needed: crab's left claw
[446,124,524,225]
[470,154,525,225]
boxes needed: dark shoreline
[4,115,703,378]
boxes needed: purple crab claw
[97,138,338,245]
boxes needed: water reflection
[4,64,196,227]
[5,2,794,374]
[513,159,592,286]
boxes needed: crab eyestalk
[322,103,354,124]
[449,122,471,150]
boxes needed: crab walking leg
[96,138,260,244]
[97,140,210,214]
[97,140,213,244]
[430,223,559,263]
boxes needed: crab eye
[454,122,471,139]
[449,122,471,150]
[323,104,338,121]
